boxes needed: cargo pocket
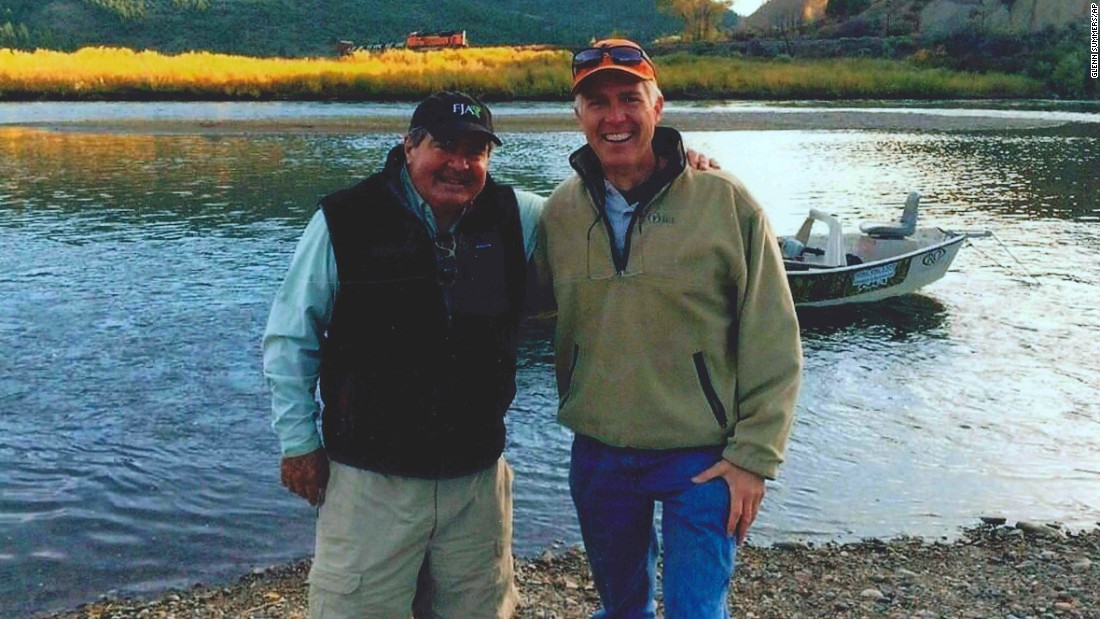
[692,352,729,428]
[308,565,370,618]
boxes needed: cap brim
[426,121,503,146]
[571,65,655,95]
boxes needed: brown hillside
[918,0,1091,36]
[737,0,1089,35]
[737,0,828,31]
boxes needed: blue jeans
[570,434,736,619]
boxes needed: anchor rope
[963,231,1040,286]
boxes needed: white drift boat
[781,193,985,308]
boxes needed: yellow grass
[0,46,1045,100]
[0,46,573,99]
[657,54,1044,99]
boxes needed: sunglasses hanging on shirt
[435,232,457,286]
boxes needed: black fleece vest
[317,156,525,479]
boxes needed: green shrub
[1051,50,1089,99]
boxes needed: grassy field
[0,46,1046,101]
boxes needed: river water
[1,102,1098,617]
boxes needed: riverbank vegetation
[917,24,1096,100]
[656,53,1042,99]
[0,0,679,55]
[0,45,1043,101]
[0,0,1089,100]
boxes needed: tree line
[0,0,680,54]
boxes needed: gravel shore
[37,521,1098,619]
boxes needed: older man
[263,86,723,618]
[262,91,540,618]
[536,40,802,619]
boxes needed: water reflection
[689,128,1100,239]
[0,127,392,238]
[798,295,949,342]
[902,134,1100,221]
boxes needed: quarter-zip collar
[567,126,688,273]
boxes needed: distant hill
[725,0,1094,98]
[735,0,1090,36]
[916,0,1091,37]
[736,0,827,31]
[0,0,681,56]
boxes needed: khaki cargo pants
[308,458,517,619]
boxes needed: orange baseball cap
[570,38,657,94]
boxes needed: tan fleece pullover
[536,134,802,479]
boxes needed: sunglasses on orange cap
[571,45,654,77]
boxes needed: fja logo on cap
[453,103,482,118]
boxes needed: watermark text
[1092,3,1099,79]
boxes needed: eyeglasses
[435,232,457,286]
[571,45,653,77]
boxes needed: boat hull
[786,232,965,308]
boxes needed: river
[1,101,1098,617]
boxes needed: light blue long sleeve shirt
[603,180,636,253]
[261,178,545,457]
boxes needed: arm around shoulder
[514,190,546,262]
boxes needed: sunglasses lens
[607,47,645,65]
[572,49,605,72]
[572,46,650,77]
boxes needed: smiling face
[574,71,664,190]
[404,131,492,220]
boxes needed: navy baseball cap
[409,91,502,146]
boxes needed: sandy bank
[36,522,1098,619]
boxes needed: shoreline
[34,521,1099,619]
[5,108,1098,135]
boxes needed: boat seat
[860,192,920,239]
[796,247,861,264]
[778,237,805,259]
